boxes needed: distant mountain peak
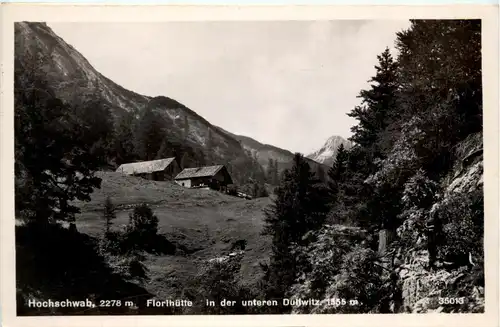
[306,135,352,167]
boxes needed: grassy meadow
[73,172,272,301]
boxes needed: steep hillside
[15,22,264,185]
[15,22,147,115]
[17,172,272,315]
[307,135,353,167]
[75,173,272,305]
[218,127,330,177]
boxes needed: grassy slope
[74,172,272,298]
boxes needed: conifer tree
[205,127,214,164]
[267,158,274,183]
[183,115,189,141]
[115,111,137,165]
[328,143,348,187]
[348,47,399,158]
[261,153,330,311]
[103,196,116,235]
[316,165,326,182]
[179,152,188,170]
[341,48,401,229]
[267,159,280,185]
[272,159,280,185]
[134,107,165,161]
[155,136,172,160]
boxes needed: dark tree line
[15,53,103,224]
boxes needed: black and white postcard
[1,4,498,327]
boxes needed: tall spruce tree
[267,158,274,184]
[273,159,280,185]
[342,48,401,230]
[183,115,189,141]
[348,47,399,159]
[205,127,214,164]
[267,159,280,185]
[316,165,326,182]
[155,136,171,160]
[327,143,348,197]
[261,153,330,311]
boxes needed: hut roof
[175,165,229,180]
[116,158,176,175]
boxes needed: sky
[49,20,411,154]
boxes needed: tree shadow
[15,223,154,315]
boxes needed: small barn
[116,158,181,181]
[174,165,233,191]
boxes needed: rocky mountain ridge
[218,127,330,176]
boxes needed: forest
[254,19,484,314]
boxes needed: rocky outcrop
[395,250,484,313]
[394,132,484,313]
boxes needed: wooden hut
[174,165,233,191]
[116,158,181,181]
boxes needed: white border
[1,4,498,327]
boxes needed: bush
[437,189,483,266]
[290,226,358,299]
[256,184,269,198]
[401,169,439,210]
[107,252,149,282]
[327,247,385,313]
[98,231,123,255]
[287,226,389,314]
[126,203,159,242]
[127,254,149,281]
[183,255,253,314]
[227,185,238,196]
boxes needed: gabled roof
[116,158,176,175]
[175,165,227,180]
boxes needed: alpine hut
[174,165,233,191]
[116,158,181,181]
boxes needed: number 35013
[439,297,466,305]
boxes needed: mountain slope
[15,22,148,114]
[15,22,264,185]
[217,127,330,178]
[307,135,353,167]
